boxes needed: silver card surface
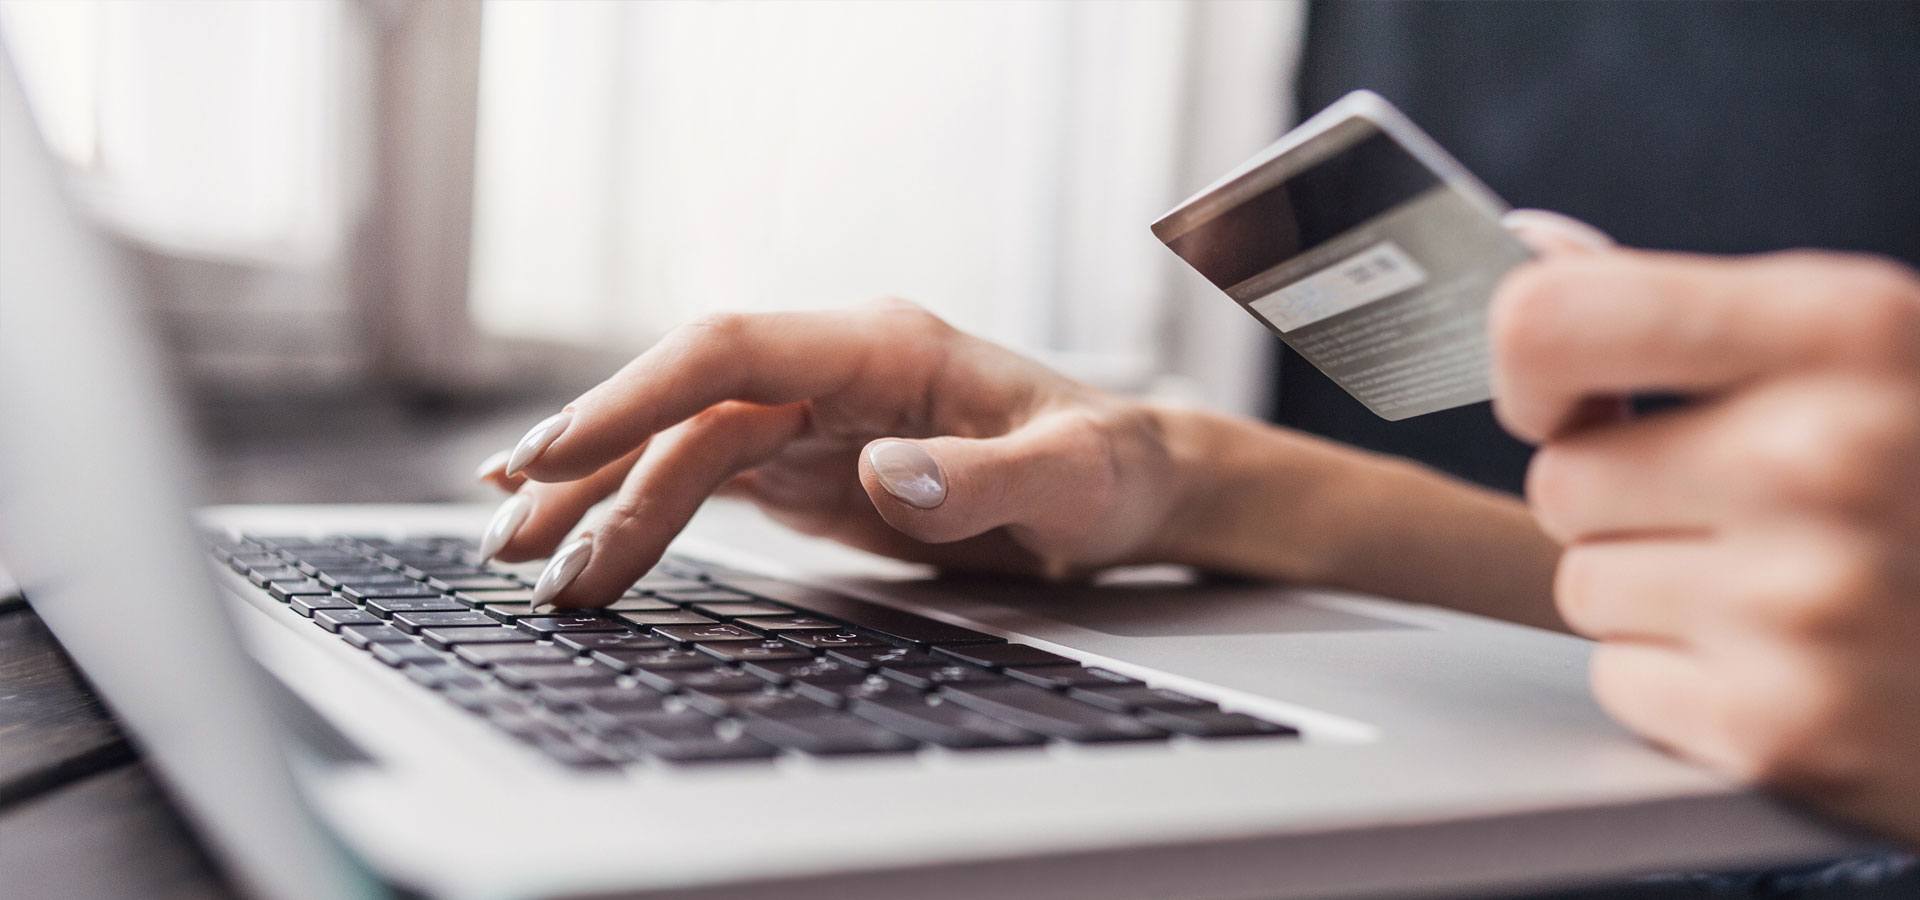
[1153,91,1532,420]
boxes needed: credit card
[1151,91,1531,420]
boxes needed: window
[469,0,1299,403]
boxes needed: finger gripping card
[1152,91,1532,421]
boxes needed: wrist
[1135,406,1563,631]
[1137,405,1357,582]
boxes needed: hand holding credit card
[1153,91,1531,420]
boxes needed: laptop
[0,45,1863,900]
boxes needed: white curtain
[470,0,1301,409]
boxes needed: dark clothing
[1279,0,1920,495]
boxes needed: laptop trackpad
[884,568,1423,637]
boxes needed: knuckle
[1816,255,1920,366]
[1732,672,1856,788]
[867,296,952,335]
[1748,400,1906,521]
[1771,539,1894,638]
[1551,548,1604,635]
[1488,263,1568,374]
[1523,444,1586,541]
[1746,415,1861,513]
[680,311,752,347]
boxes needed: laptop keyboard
[208,534,1299,767]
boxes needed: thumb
[1502,208,1614,257]
[859,417,1106,545]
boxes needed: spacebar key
[724,579,1001,647]
[938,684,1167,743]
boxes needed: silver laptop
[0,46,1862,900]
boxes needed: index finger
[513,303,952,482]
[1488,250,1920,443]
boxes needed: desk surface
[0,597,233,899]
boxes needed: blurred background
[0,0,1303,506]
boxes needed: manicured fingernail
[531,533,593,609]
[867,440,946,509]
[477,492,532,559]
[473,449,513,482]
[505,409,574,477]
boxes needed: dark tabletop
[0,597,234,899]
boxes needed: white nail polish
[477,493,532,559]
[473,449,513,482]
[505,410,574,477]
[531,534,593,608]
[867,440,946,509]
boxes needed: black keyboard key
[878,663,1005,691]
[554,632,670,654]
[266,579,332,600]
[227,553,284,572]
[934,643,1077,670]
[735,614,838,632]
[616,610,718,627]
[938,684,1167,743]
[587,644,686,672]
[675,687,833,718]
[319,570,411,589]
[792,675,919,709]
[391,610,500,634]
[532,684,670,711]
[718,579,1004,647]
[312,608,384,633]
[573,701,684,736]
[289,595,356,618]
[426,575,524,592]
[630,575,707,593]
[1068,686,1210,713]
[849,696,1046,749]
[339,624,412,648]
[491,662,623,690]
[607,648,712,672]
[419,625,537,649]
[246,566,306,586]
[475,602,537,622]
[342,584,442,602]
[486,711,579,745]
[363,596,468,617]
[405,665,487,692]
[457,590,540,606]
[601,709,724,741]
[602,715,777,762]
[371,641,447,668]
[778,629,891,651]
[1004,666,1141,690]
[632,734,779,763]
[1136,709,1299,739]
[627,665,766,694]
[738,712,918,756]
[741,657,870,687]
[517,615,629,636]
[443,687,537,717]
[651,623,758,644]
[686,600,791,619]
[693,640,813,664]
[825,646,941,670]
[406,564,495,579]
[454,643,576,667]
[605,596,679,612]
[654,588,756,604]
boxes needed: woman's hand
[475,299,1197,608]
[1491,244,1920,845]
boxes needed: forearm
[1151,407,1568,632]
